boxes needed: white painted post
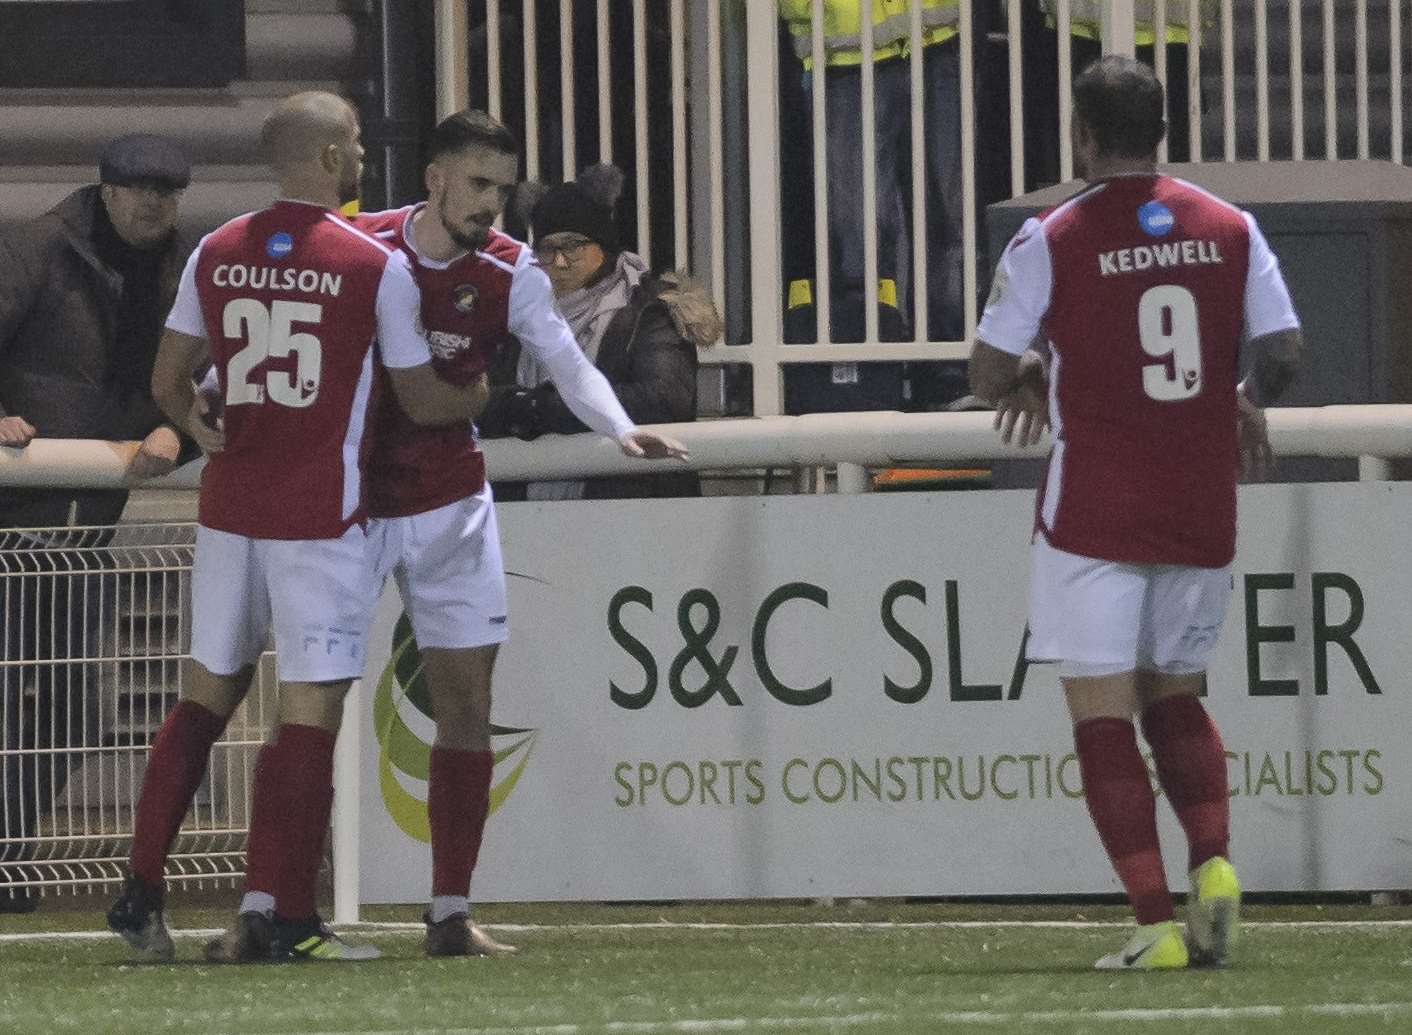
[836,462,872,494]
[433,0,469,121]
[331,682,362,924]
[1101,0,1137,57]
[1221,0,1235,161]
[1358,456,1392,482]
[744,1,784,417]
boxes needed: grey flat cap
[98,134,191,190]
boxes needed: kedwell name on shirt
[1097,239,1223,277]
[211,264,344,296]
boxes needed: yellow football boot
[1187,855,1241,967]
[1094,920,1190,970]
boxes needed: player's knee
[277,679,351,731]
[185,662,256,719]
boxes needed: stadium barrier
[1,405,1410,905]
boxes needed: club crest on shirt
[427,329,473,361]
[451,283,479,314]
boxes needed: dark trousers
[793,39,966,344]
[1,533,109,893]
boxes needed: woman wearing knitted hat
[481,165,721,499]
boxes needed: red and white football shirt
[166,200,432,539]
[357,205,634,517]
[977,174,1299,567]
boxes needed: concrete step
[0,90,277,166]
[246,8,362,83]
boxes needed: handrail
[2,406,1410,489]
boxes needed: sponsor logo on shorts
[302,625,363,663]
[489,615,508,624]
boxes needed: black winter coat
[0,187,192,528]
[482,270,718,500]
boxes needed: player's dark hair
[427,109,519,163]
[1072,56,1167,159]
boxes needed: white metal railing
[4,407,1412,491]
[3,404,1411,897]
[436,1,1411,417]
[0,523,276,899]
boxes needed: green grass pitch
[3,901,1411,1034]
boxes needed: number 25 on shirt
[223,298,324,408]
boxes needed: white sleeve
[507,261,635,440]
[374,251,434,370]
[164,238,208,337]
[1241,211,1300,340]
[974,217,1052,356]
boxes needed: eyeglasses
[534,238,594,264]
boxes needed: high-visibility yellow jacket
[1039,1,1218,46]
[778,0,960,69]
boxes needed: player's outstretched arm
[618,428,690,461]
[152,328,223,455]
[385,366,491,427]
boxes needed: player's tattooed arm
[1236,390,1274,481]
[151,328,223,455]
[1236,328,1300,481]
[1240,328,1302,406]
[969,340,1049,447]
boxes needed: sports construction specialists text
[612,748,1386,808]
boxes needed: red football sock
[241,740,286,901]
[1141,694,1230,871]
[129,701,228,886]
[1074,717,1173,925]
[429,747,494,899]
[268,724,337,920]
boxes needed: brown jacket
[0,186,191,527]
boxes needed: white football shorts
[374,485,508,650]
[1026,533,1233,678]
[190,523,381,683]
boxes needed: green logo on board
[373,613,538,843]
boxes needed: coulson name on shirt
[1097,239,1223,277]
[212,264,344,296]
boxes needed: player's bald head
[261,91,358,172]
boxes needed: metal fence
[0,523,273,900]
[435,0,1412,416]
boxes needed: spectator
[0,134,195,911]
[777,0,964,346]
[482,164,719,500]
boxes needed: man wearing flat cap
[0,133,196,911]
